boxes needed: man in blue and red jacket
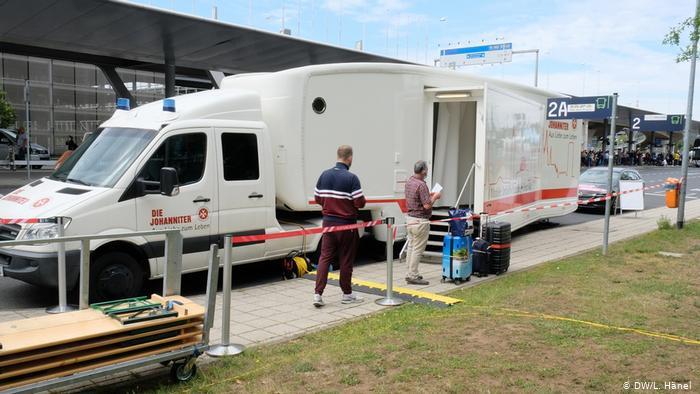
[312,145,366,307]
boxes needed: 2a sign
[546,96,612,120]
[631,114,685,132]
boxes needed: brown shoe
[406,277,429,285]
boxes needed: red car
[577,168,643,213]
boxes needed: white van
[0,63,582,299]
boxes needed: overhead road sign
[546,96,612,120]
[439,43,513,67]
[631,114,685,132]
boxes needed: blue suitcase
[441,234,472,284]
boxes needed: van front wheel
[90,252,144,302]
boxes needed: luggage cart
[4,244,221,394]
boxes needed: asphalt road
[549,165,700,227]
[1,165,699,310]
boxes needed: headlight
[21,224,59,240]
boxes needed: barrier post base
[375,297,404,307]
[46,304,78,314]
[206,343,246,357]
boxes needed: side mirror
[160,167,179,197]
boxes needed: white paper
[431,183,443,193]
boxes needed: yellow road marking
[459,306,700,346]
[308,271,462,306]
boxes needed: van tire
[90,251,144,302]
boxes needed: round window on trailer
[312,97,326,114]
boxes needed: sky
[130,0,699,117]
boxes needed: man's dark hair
[337,145,353,161]
[414,160,428,174]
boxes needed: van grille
[0,224,20,241]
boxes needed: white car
[0,128,51,168]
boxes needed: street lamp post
[677,0,700,229]
[512,49,540,87]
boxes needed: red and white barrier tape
[232,180,676,243]
[494,181,672,216]
[0,181,676,243]
[232,219,384,244]
[0,218,57,225]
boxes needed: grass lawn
[134,221,699,393]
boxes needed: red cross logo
[198,208,209,221]
[33,198,50,208]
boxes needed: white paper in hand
[431,183,443,194]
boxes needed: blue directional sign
[631,114,685,132]
[546,96,612,120]
[439,43,513,66]
[440,43,512,57]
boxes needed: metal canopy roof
[0,0,409,77]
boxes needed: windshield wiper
[67,178,91,186]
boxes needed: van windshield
[51,128,157,188]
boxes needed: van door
[135,128,216,273]
[215,128,268,263]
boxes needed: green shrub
[657,215,673,230]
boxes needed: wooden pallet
[0,294,205,391]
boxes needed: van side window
[140,133,206,185]
[221,133,259,181]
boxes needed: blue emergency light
[163,98,176,112]
[116,98,130,110]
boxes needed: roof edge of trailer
[223,62,569,98]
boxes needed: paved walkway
[3,200,700,392]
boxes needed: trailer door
[424,87,485,211]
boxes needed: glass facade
[0,52,203,155]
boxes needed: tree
[663,16,700,62]
[0,89,16,129]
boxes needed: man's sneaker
[313,294,325,308]
[341,293,364,304]
[406,277,429,285]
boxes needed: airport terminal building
[0,53,199,153]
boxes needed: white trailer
[0,63,582,299]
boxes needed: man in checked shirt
[404,160,441,285]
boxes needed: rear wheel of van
[90,252,144,302]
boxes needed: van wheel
[90,252,144,302]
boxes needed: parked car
[690,147,700,167]
[577,168,644,213]
[0,128,51,168]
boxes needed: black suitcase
[471,237,490,277]
[484,222,511,275]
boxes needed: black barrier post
[375,217,404,307]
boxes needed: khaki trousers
[405,216,430,279]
